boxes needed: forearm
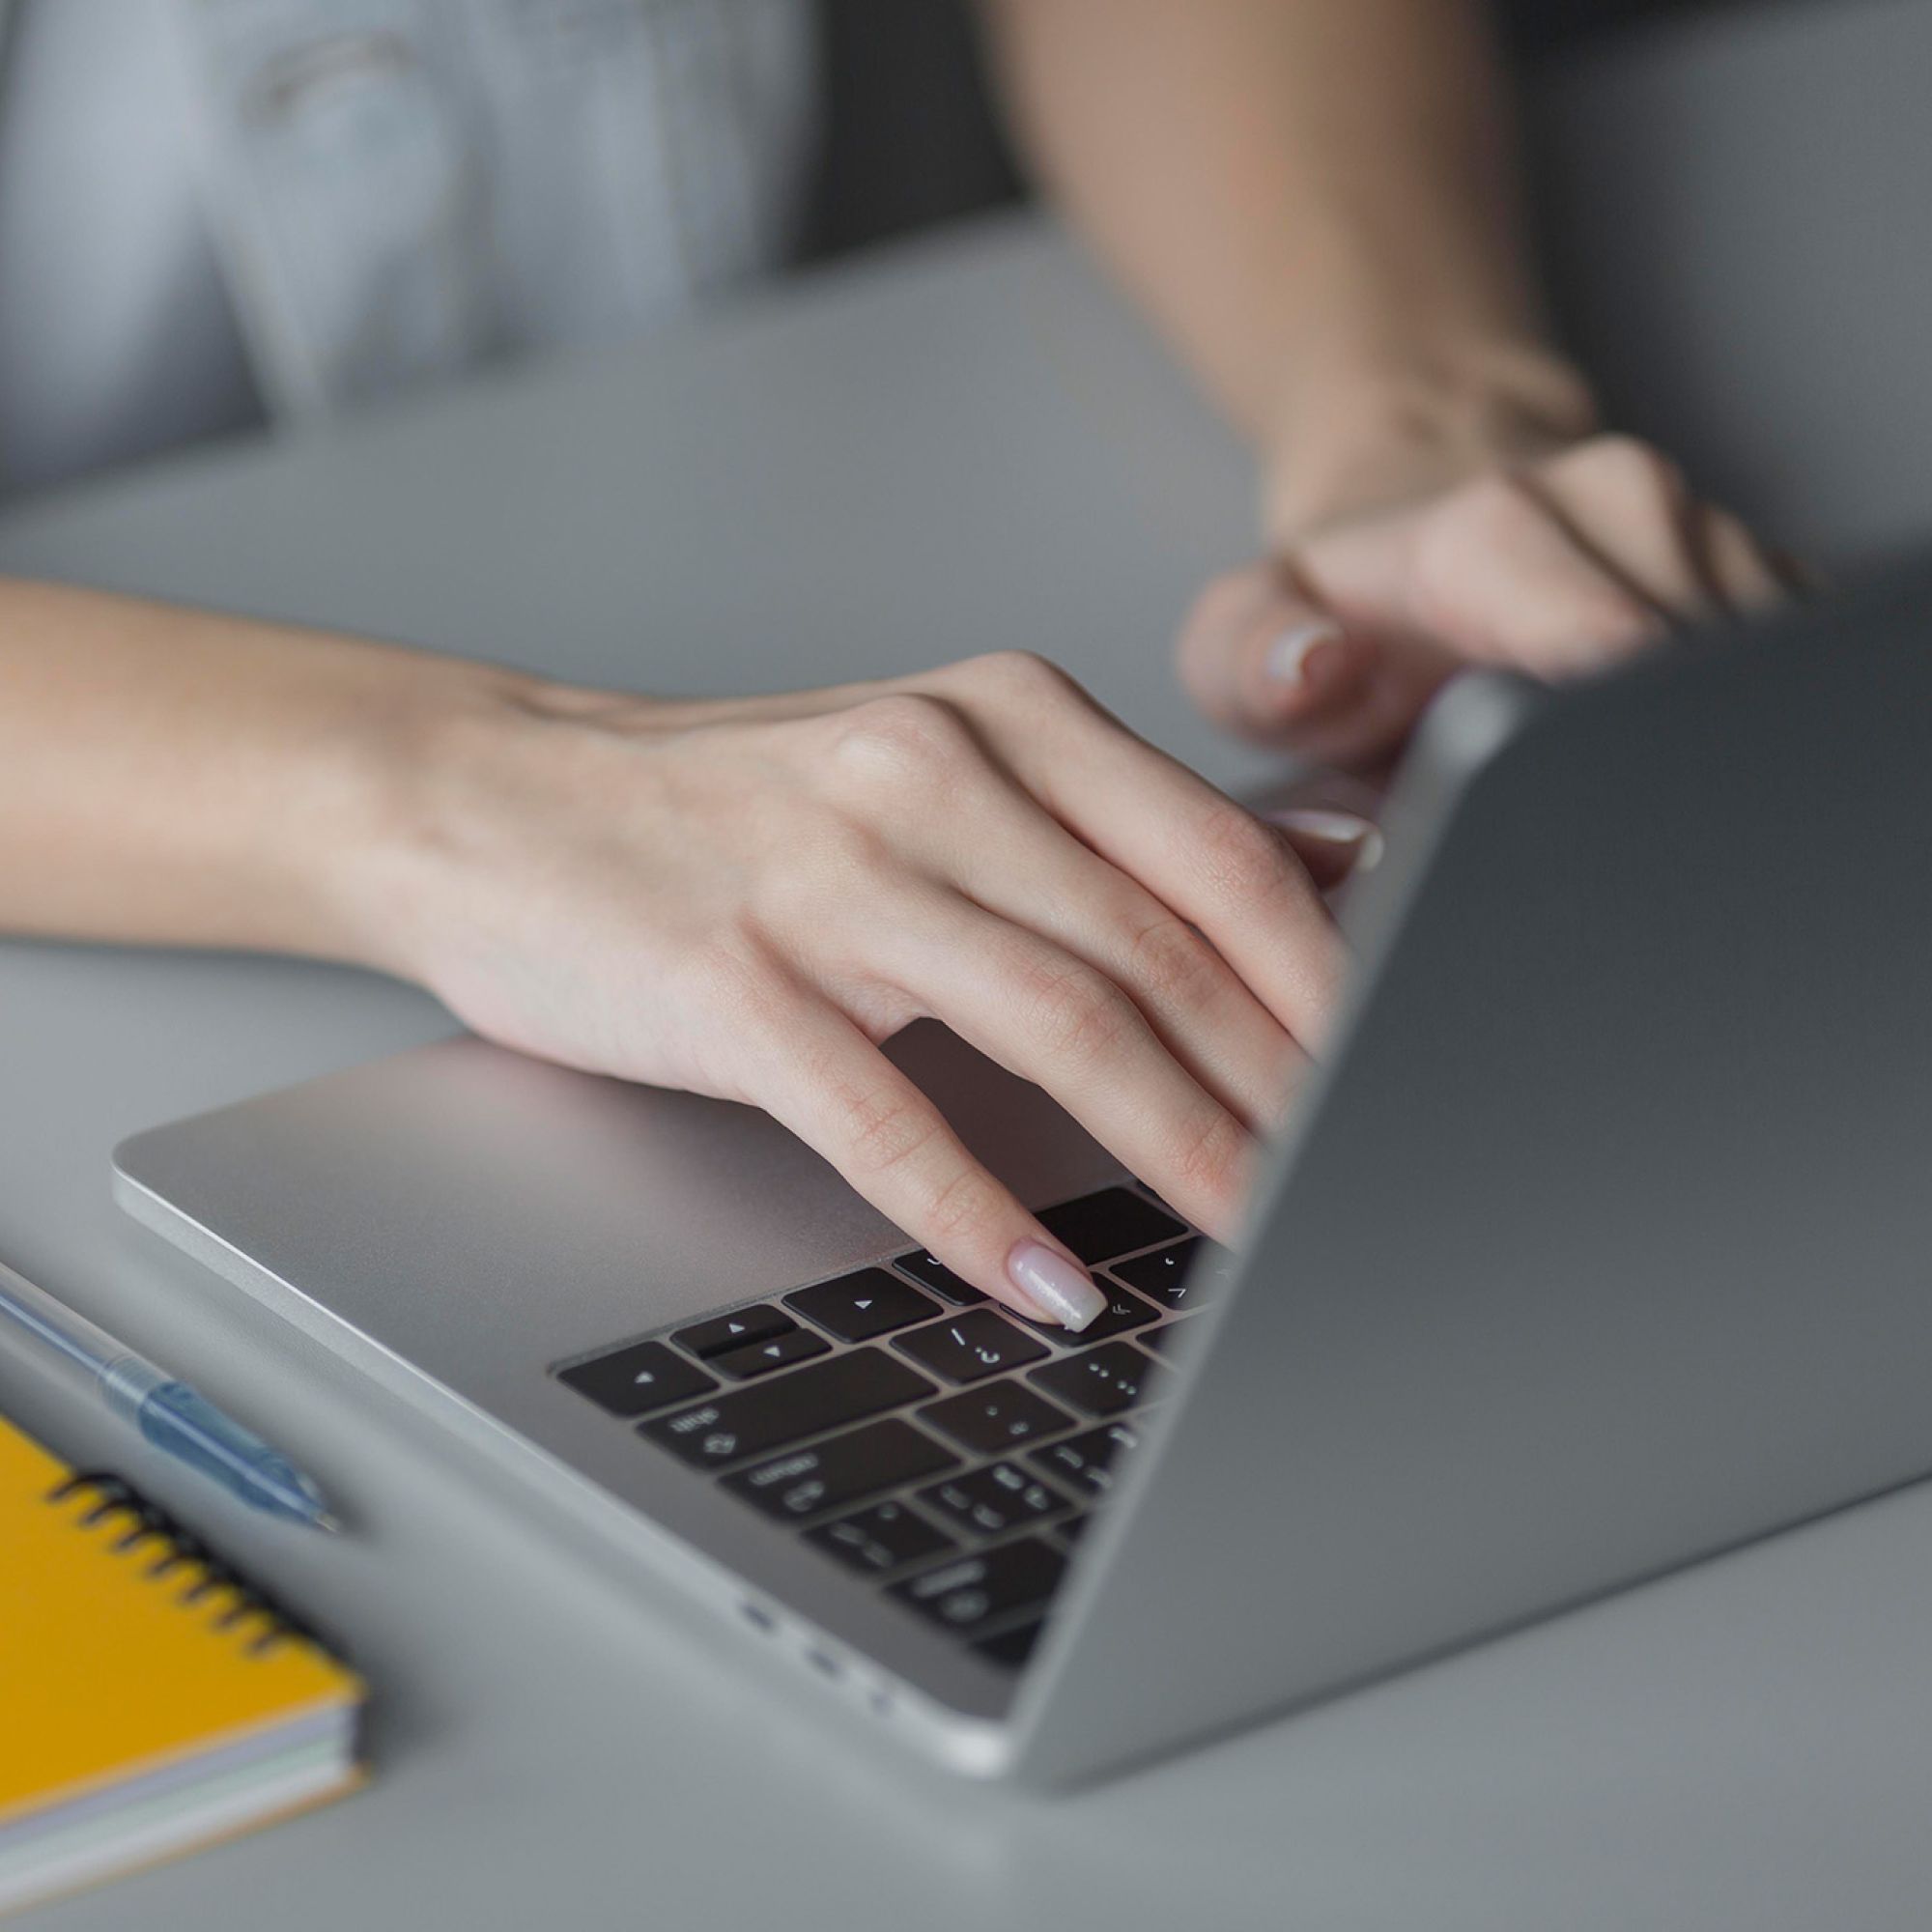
[0,578,525,963]
[982,0,1598,526]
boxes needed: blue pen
[0,1258,340,1532]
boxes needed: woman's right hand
[359,652,1363,1329]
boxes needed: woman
[0,0,1788,1331]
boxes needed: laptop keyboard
[552,1185,1234,1670]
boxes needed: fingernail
[1265,618,1346,688]
[1272,808,1386,873]
[1008,1240,1108,1331]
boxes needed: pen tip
[312,1512,345,1535]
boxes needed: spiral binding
[44,1472,327,1657]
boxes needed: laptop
[112,558,1932,1785]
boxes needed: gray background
[5,3,1932,1925]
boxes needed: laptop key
[711,1327,830,1379]
[893,1310,1048,1385]
[807,1499,958,1577]
[1037,1187,1184,1264]
[786,1268,938,1343]
[1025,1420,1144,1497]
[891,1538,1067,1636]
[641,1350,935,1468]
[892,1250,986,1305]
[1138,1318,1197,1355]
[1016,1284,1160,1348]
[1029,1342,1167,1417]
[919,1381,1073,1456]
[723,1418,956,1521]
[973,1620,1045,1670]
[556,1341,718,1418]
[918,1462,1072,1539]
[672,1304,794,1359]
[1110,1237,1235,1311]
[1048,1513,1091,1550]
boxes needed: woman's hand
[0,578,1365,1332]
[1178,431,1797,769]
[364,652,1363,1328]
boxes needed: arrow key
[554,1341,718,1418]
[674,1304,794,1359]
[712,1326,832,1379]
[786,1267,938,1342]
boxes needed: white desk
[8,9,1932,1925]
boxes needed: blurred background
[0,0,1924,568]
[812,0,1932,565]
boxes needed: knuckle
[830,1075,942,1179]
[1572,433,1681,501]
[950,648,1093,719]
[1123,911,1223,1011]
[827,692,972,788]
[1444,470,1543,548]
[1019,958,1139,1069]
[670,940,800,1094]
[1453,471,1553,556]
[1407,475,1541,632]
[1164,1103,1249,1203]
[1195,801,1295,906]
[971,648,1074,696]
[679,933,786,1025]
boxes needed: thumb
[1175,564,1378,747]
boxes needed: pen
[0,1258,340,1532]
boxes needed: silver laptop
[113,559,1932,1785]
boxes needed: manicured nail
[1265,618,1345,688]
[1272,808,1386,874]
[1008,1240,1108,1331]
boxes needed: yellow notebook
[0,1412,364,1917]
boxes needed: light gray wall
[1527,0,1932,562]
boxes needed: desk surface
[8,12,1932,1925]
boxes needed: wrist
[320,655,562,978]
[333,660,671,984]
[1261,337,1601,541]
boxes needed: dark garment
[1504,0,1752,53]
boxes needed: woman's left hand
[1177,432,1798,769]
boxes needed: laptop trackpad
[113,1021,1119,1377]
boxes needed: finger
[959,661,1350,1052]
[1525,438,1719,621]
[1174,555,1453,767]
[1174,563,1378,747]
[1698,505,1791,617]
[1264,808,1386,890]
[866,887,1260,1239]
[1249,620,1463,771]
[928,765,1307,1132]
[1396,470,1670,673]
[744,974,1108,1330]
[1769,546,1827,598]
